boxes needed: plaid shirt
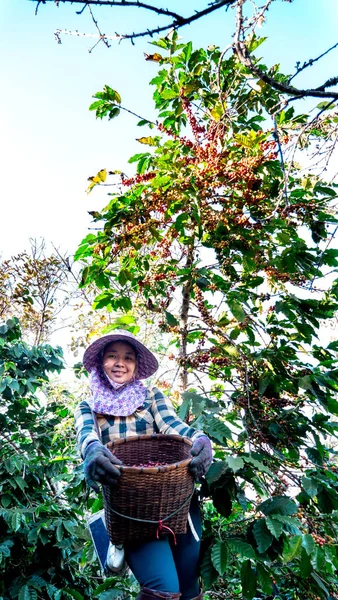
[74,386,203,457]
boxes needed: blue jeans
[125,494,202,600]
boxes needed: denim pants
[125,494,202,600]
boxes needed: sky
[1,0,338,262]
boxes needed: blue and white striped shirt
[74,386,203,457]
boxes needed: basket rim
[106,433,193,474]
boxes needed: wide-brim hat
[82,329,158,379]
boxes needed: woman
[75,330,213,600]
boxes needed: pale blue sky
[1,0,338,259]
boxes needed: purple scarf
[87,366,148,416]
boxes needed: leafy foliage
[0,319,137,599]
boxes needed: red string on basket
[156,519,177,545]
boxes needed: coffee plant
[75,34,338,598]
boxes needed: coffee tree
[75,34,338,598]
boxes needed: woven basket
[102,434,194,545]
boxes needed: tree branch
[34,0,236,42]
[79,0,186,21]
[179,243,195,391]
[234,0,338,100]
[289,41,338,83]
[87,4,111,50]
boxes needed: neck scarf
[88,366,148,416]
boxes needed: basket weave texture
[102,434,194,545]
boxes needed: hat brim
[83,333,158,379]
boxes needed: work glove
[83,441,122,493]
[189,435,213,481]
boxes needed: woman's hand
[83,442,122,492]
[189,435,213,481]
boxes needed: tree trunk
[179,243,195,391]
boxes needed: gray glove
[189,435,213,481]
[83,441,122,493]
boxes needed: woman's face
[102,341,137,384]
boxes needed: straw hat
[82,329,158,379]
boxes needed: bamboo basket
[102,434,194,545]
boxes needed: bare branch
[87,4,111,50]
[35,0,43,15]
[33,0,236,42]
[290,41,338,83]
[76,0,185,21]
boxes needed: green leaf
[200,547,219,588]
[137,118,151,126]
[299,547,312,578]
[119,296,132,312]
[64,589,85,600]
[258,496,297,516]
[243,456,273,475]
[317,101,334,110]
[207,416,233,444]
[94,85,121,104]
[14,475,28,491]
[19,586,37,600]
[227,539,256,559]
[165,311,179,326]
[283,535,302,562]
[253,519,273,553]
[312,546,326,571]
[128,152,151,164]
[174,212,190,233]
[118,269,132,286]
[311,572,330,596]
[80,266,90,287]
[265,516,283,539]
[205,461,228,485]
[93,578,120,596]
[226,456,244,472]
[272,515,301,535]
[98,590,125,600]
[211,541,228,575]
[0,541,13,558]
[89,100,104,111]
[247,34,268,53]
[181,391,206,417]
[241,559,257,600]
[227,299,246,323]
[256,563,273,595]
[177,396,190,420]
[1,494,11,508]
[63,520,77,534]
[302,476,318,498]
[9,379,20,392]
[56,524,63,542]
[29,576,47,591]
[302,533,315,556]
[11,511,22,532]
[314,184,337,197]
[39,529,49,545]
